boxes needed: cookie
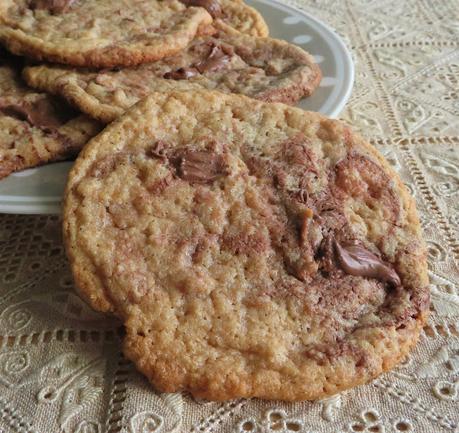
[63,90,429,401]
[23,24,321,123]
[0,53,101,179]
[208,0,269,37]
[178,0,268,37]
[0,0,213,67]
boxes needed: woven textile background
[1,0,458,432]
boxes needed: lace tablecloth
[1,1,458,432]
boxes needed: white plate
[0,0,354,215]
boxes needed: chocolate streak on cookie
[0,98,72,132]
[256,132,403,288]
[164,43,234,80]
[304,340,369,368]
[163,67,199,80]
[334,153,400,226]
[179,0,222,18]
[196,44,234,73]
[30,0,77,14]
[178,150,228,183]
[333,238,401,287]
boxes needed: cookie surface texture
[63,90,429,401]
[214,0,269,37]
[179,0,269,36]
[0,53,101,179]
[0,0,212,67]
[23,24,321,123]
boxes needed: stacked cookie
[0,0,320,177]
[0,0,429,401]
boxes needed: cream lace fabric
[1,0,458,432]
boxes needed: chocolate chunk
[0,97,72,132]
[164,43,233,80]
[179,0,222,18]
[334,239,401,287]
[195,44,233,74]
[90,152,131,178]
[163,67,199,80]
[178,150,227,184]
[30,0,77,14]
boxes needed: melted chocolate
[178,150,227,184]
[30,0,77,14]
[179,0,222,17]
[333,239,401,287]
[163,67,199,80]
[164,43,233,81]
[196,44,233,73]
[0,98,72,131]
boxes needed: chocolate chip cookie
[0,52,101,179]
[222,0,268,37]
[63,90,429,401]
[181,0,269,37]
[23,23,321,123]
[0,0,213,67]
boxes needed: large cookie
[0,0,213,67]
[63,90,429,401]
[23,24,320,123]
[0,52,101,179]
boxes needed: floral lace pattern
[1,0,458,432]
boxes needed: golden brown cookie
[63,90,429,401]
[212,0,269,37]
[23,23,320,123]
[0,0,212,67]
[0,52,101,179]
[179,0,268,36]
